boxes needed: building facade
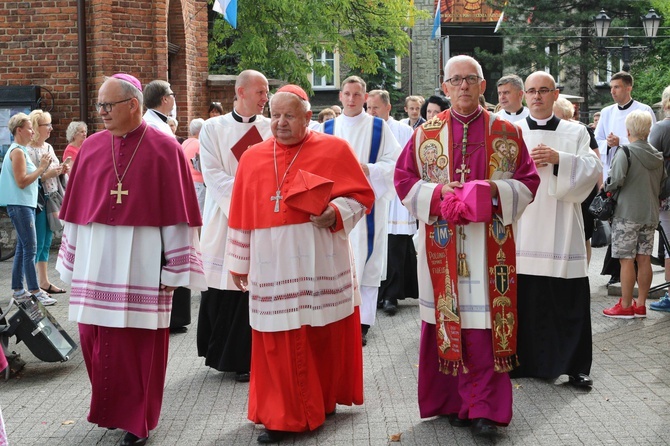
[0,0,209,153]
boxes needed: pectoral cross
[456,163,470,183]
[271,189,282,212]
[110,182,128,204]
[458,122,471,182]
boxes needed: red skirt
[248,307,364,432]
[79,324,169,438]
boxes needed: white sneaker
[34,291,57,306]
[12,290,31,301]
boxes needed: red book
[231,126,263,161]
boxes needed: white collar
[528,113,555,126]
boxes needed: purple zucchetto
[111,73,142,92]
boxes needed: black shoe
[382,300,398,316]
[169,326,188,334]
[361,331,367,347]
[606,275,620,286]
[119,432,148,446]
[568,373,593,387]
[471,418,497,438]
[235,372,250,383]
[257,429,286,444]
[446,413,471,427]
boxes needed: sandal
[41,284,66,294]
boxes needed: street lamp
[594,8,662,72]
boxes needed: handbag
[589,145,631,221]
[588,189,619,221]
[36,180,47,214]
[44,174,66,237]
[591,219,611,248]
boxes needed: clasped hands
[530,143,559,167]
[441,180,498,199]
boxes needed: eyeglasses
[168,92,176,97]
[39,123,53,128]
[445,75,482,86]
[95,97,133,113]
[525,88,556,96]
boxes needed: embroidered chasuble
[199,113,272,290]
[395,108,539,373]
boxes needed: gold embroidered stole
[419,111,523,374]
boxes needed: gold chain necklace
[271,138,306,212]
[110,126,148,204]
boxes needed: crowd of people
[2,54,670,446]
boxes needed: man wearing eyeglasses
[143,79,176,136]
[56,73,206,446]
[395,55,540,438]
[513,71,602,390]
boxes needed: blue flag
[213,0,238,29]
[431,1,441,40]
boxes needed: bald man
[513,71,601,388]
[197,70,273,382]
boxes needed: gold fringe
[438,358,469,376]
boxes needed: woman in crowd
[27,109,68,296]
[182,118,206,214]
[603,111,664,319]
[420,95,450,121]
[0,113,54,305]
[62,121,88,163]
[208,101,223,118]
[317,108,336,123]
[650,86,670,312]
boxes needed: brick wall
[0,0,209,154]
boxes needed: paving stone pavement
[1,245,670,445]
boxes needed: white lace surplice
[227,222,360,332]
[57,222,206,330]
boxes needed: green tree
[483,0,657,117]
[208,0,426,94]
[631,1,670,107]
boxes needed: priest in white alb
[196,70,272,382]
[320,76,400,345]
[512,71,602,387]
[366,89,418,315]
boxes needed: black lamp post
[594,8,662,73]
